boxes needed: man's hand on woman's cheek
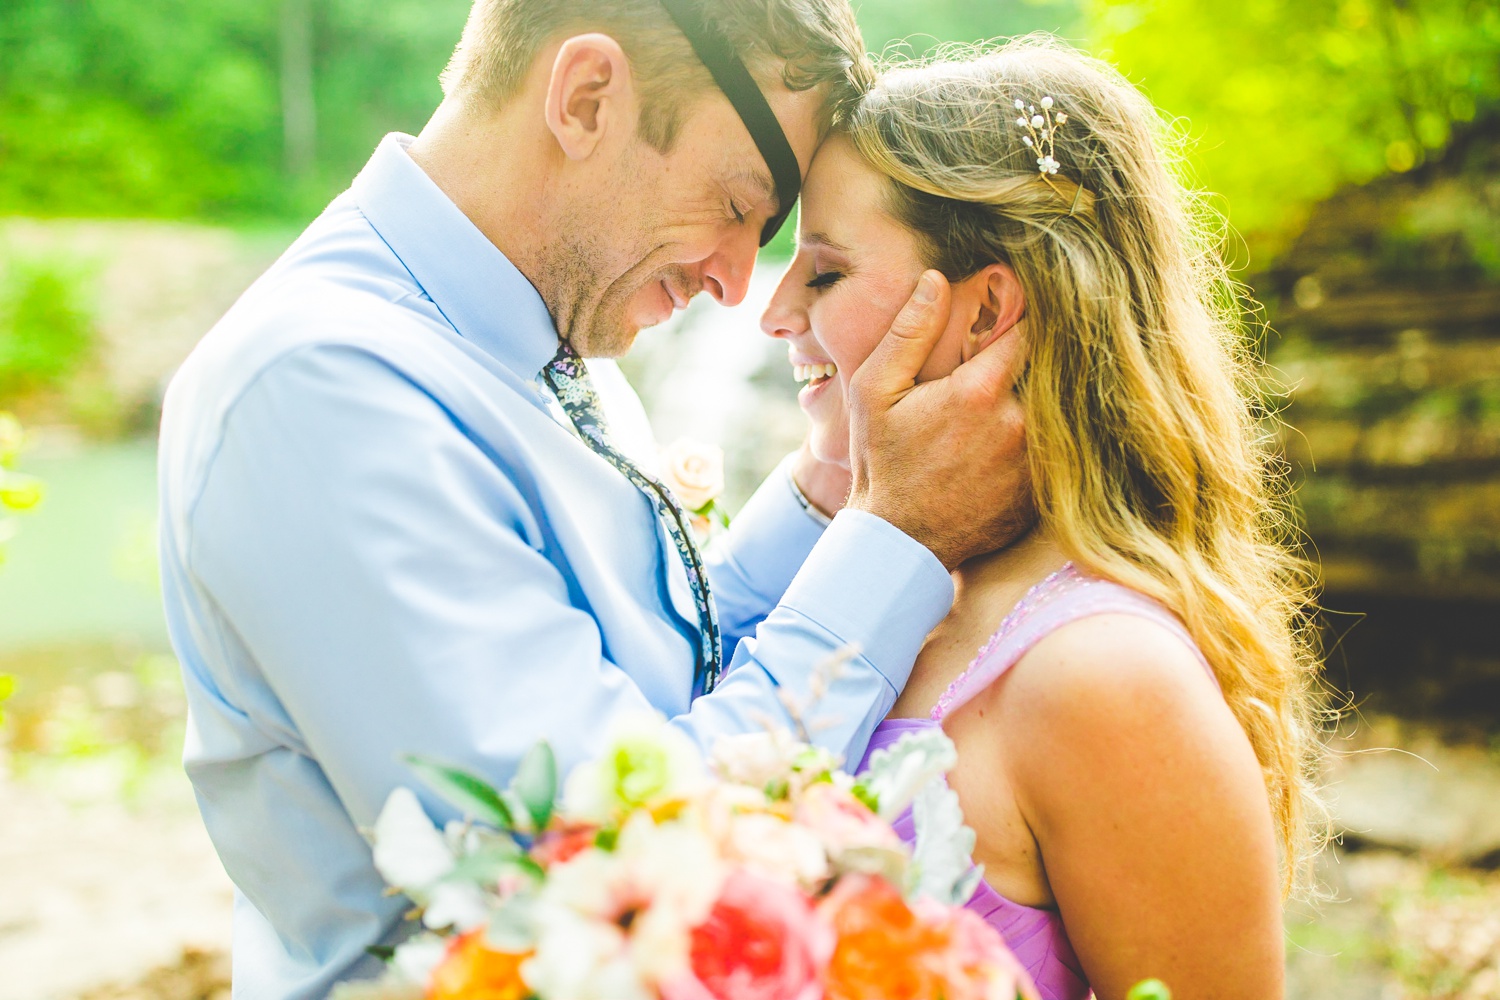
[846,270,1033,570]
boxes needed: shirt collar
[351,133,560,379]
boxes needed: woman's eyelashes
[805,270,844,289]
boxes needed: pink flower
[663,869,833,1000]
[660,438,725,513]
[929,906,1040,1000]
[794,782,901,856]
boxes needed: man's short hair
[440,0,873,151]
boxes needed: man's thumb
[854,270,951,399]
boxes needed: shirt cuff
[715,454,829,607]
[778,509,954,694]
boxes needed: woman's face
[760,135,978,468]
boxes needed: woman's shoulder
[1001,609,1222,727]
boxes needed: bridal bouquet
[341,714,1036,1000]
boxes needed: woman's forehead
[800,136,885,228]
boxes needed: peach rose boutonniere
[660,438,729,541]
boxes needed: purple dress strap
[932,562,1216,723]
[857,562,1219,1000]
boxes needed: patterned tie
[541,341,723,693]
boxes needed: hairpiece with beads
[1013,95,1083,214]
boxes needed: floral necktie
[542,341,723,693]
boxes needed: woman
[762,38,1324,1000]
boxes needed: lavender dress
[856,563,1217,1000]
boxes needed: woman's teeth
[793,363,838,383]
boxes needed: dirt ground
[0,761,231,1000]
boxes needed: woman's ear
[545,33,633,161]
[959,263,1026,363]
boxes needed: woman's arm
[1000,613,1285,1000]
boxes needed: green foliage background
[1,0,1497,251]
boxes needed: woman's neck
[951,528,1069,622]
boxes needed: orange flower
[427,931,530,1000]
[820,874,952,1000]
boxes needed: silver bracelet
[785,465,833,527]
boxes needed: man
[158,0,1030,996]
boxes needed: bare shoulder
[999,612,1226,734]
[987,610,1264,824]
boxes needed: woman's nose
[760,272,809,341]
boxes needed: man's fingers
[853,270,952,400]
[950,320,1028,400]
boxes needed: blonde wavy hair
[842,37,1326,898]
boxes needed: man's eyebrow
[729,169,777,209]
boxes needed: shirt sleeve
[186,345,953,830]
[703,454,828,653]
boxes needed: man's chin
[571,321,640,360]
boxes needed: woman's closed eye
[806,270,844,289]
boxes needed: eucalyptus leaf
[402,754,514,830]
[1126,979,1172,1000]
[510,741,557,831]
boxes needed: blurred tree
[0,258,96,398]
[0,410,43,559]
[1086,0,1500,260]
[855,0,1081,57]
[0,0,470,219]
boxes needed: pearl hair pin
[1014,95,1068,176]
[1013,95,1080,213]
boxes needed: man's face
[551,81,826,358]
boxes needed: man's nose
[700,227,760,308]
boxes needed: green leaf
[364,945,396,962]
[402,754,514,830]
[1126,979,1172,1000]
[510,741,557,831]
[447,841,536,884]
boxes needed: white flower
[423,881,490,932]
[908,779,981,906]
[1031,114,1045,128]
[1013,98,1024,110]
[659,438,725,513]
[1039,156,1061,175]
[723,812,829,886]
[532,814,725,990]
[1056,112,1068,124]
[710,728,800,789]
[1016,116,1028,128]
[371,788,453,893]
[1041,96,1054,109]
[563,711,708,823]
[857,729,958,821]
[391,935,449,986]
[1022,135,1034,147]
[525,907,647,1000]
[329,978,424,1000]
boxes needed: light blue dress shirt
[158,134,953,1000]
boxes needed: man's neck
[406,97,554,293]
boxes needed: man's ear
[960,263,1026,363]
[544,33,634,161]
